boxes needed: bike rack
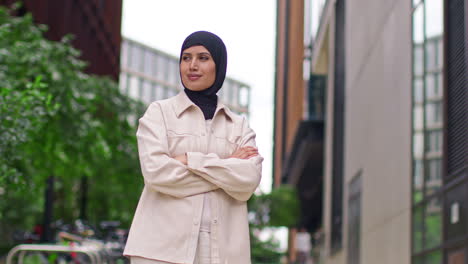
[6,244,105,264]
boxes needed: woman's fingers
[231,147,258,159]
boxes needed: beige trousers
[130,231,211,264]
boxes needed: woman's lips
[188,74,201,81]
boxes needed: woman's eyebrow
[182,51,212,57]
[198,52,211,56]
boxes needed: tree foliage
[0,3,144,241]
[248,185,301,263]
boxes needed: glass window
[232,83,239,106]
[411,0,445,260]
[218,84,225,101]
[413,45,424,76]
[425,102,442,126]
[224,81,232,105]
[155,54,167,81]
[425,130,442,154]
[425,0,443,39]
[311,0,328,39]
[413,106,424,131]
[413,205,424,253]
[414,78,424,103]
[129,76,140,99]
[413,5,424,44]
[239,86,249,107]
[152,54,158,77]
[427,158,442,182]
[130,44,142,72]
[413,132,424,158]
[119,73,127,94]
[121,40,129,68]
[144,49,154,76]
[154,84,164,101]
[142,80,152,104]
[425,74,436,99]
[436,40,443,69]
[425,250,442,264]
[412,256,424,264]
[436,73,443,97]
[413,160,423,203]
[424,196,442,249]
[425,41,437,71]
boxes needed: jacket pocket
[214,135,239,159]
[167,130,198,157]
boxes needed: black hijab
[179,31,227,120]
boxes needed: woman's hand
[173,147,258,164]
[230,146,258,160]
[174,154,188,165]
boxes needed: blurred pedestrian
[295,227,312,264]
[123,31,264,264]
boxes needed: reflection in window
[413,160,423,203]
[411,0,445,259]
[413,45,424,76]
[413,133,424,158]
[121,41,129,67]
[425,130,442,153]
[413,206,424,253]
[168,60,179,84]
[154,84,163,101]
[129,77,140,99]
[144,49,154,76]
[130,44,142,71]
[413,79,424,103]
[119,73,127,93]
[142,81,152,104]
[239,86,249,107]
[425,250,442,264]
[156,55,167,81]
[425,102,442,126]
[424,197,442,249]
[413,106,424,130]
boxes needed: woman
[124,31,263,264]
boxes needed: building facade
[274,0,467,264]
[119,38,251,116]
[0,0,123,80]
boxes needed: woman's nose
[189,59,198,70]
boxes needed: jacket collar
[172,91,234,120]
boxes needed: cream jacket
[123,91,263,264]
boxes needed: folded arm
[137,103,218,198]
[186,117,263,202]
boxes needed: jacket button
[213,220,217,224]
[194,221,199,225]
[201,133,206,136]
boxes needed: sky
[122,0,277,193]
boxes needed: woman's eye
[182,56,191,61]
[200,56,209,61]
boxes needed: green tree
[248,185,301,263]
[0,4,144,248]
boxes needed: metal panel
[331,0,346,253]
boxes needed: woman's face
[180,45,216,91]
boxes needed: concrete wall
[320,0,413,263]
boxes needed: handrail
[6,244,105,264]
